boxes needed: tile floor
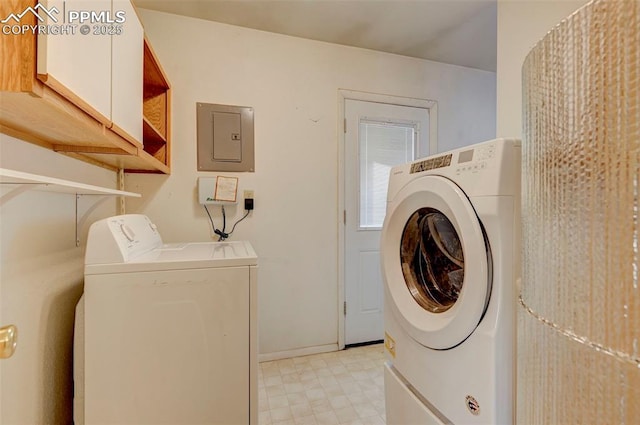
[258,343,386,425]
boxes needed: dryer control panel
[455,142,496,175]
[387,138,520,200]
[85,214,163,265]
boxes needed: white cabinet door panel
[37,0,112,123]
[111,0,143,144]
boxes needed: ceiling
[133,0,497,72]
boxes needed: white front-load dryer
[381,138,520,425]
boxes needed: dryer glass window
[400,208,464,313]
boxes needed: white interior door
[344,99,431,345]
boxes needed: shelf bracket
[118,168,126,215]
[1,168,141,247]
[0,183,45,206]
[76,195,80,247]
[76,194,111,247]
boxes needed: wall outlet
[243,190,254,210]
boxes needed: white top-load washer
[381,138,520,425]
[74,214,258,425]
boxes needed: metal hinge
[344,301,347,315]
[344,118,347,133]
[343,210,346,225]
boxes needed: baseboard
[258,343,339,362]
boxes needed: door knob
[0,325,17,359]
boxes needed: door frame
[337,89,438,349]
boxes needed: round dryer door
[381,175,492,349]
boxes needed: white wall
[496,0,588,137]
[0,135,118,424]
[128,9,497,358]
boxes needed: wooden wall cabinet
[0,0,170,174]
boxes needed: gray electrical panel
[197,103,255,172]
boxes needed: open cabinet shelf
[141,38,171,171]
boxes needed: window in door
[359,120,418,229]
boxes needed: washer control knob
[120,224,136,242]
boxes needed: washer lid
[85,241,258,275]
[381,175,491,349]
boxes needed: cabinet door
[111,0,143,145]
[37,0,112,124]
